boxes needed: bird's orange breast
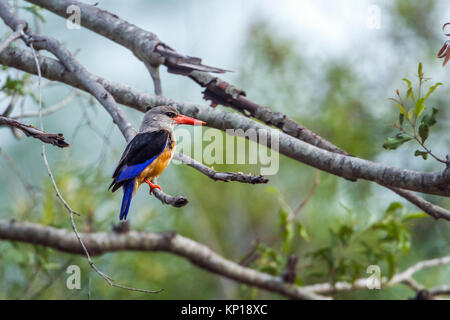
[135,140,175,188]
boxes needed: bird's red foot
[144,179,162,194]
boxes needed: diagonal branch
[0,23,24,54]
[0,218,328,300]
[173,152,269,184]
[144,61,163,96]
[0,115,69,147]
[26,0,342,155]
[2,47,449,197]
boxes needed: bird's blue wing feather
[117,156,158,182]
[116,137,168,182]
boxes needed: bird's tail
[120,180,134,220]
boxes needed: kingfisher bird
[109,105,205,220]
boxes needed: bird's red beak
[173,114,206,126]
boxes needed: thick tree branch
[20,0,450,219]
[387,187,450,221]
[27,0,228,76]
[0,219,328,300]
[0,115,69,147]
[27,0,345,156]
[1,46,449,201]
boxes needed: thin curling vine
[383,63,445,163]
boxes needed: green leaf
[408,108,414,120]
[402,78,415,101]
[418,108,439,143]
[386,253,396,279]
[394,103,407,118]
[382,133,413,150]
[279,206,289,227]
[296,222,310,241]
[399,113,404,126]
[414,150,428,160]
[279,206,293,253]
[424,82,443,100]
[386,202,403,213]
[264,186,278,194]
[405,87,413,101]
[337,225,353,245]
[1,75,25,95]
[414,97,425,118]
[23,5,46,22]
[418,123,429,143]
[403,212,428,221]
[421,107,439,127]
[43,262,61,272]
[402,78,411,87]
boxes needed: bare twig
[144,61,162,96]
[151,178,189,207]
[389,255,450,284]
[28,260,73,300]
[0,115,69,147]
[0,146,38,200]
[428,285,450,297]
[281,254,299,284]
[173,152,269,184]
[238,238,260,266]
[292,170,320,219]
[1,93,20,117]
[0,23,23,54]
[88,268,92,300]
[387,186,450,221]
[13,88,79,119]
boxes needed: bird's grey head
[139,105,180,132]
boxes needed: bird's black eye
[166,112,176,118]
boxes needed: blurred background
[0,0,449,299]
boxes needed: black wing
[109,130,169,192]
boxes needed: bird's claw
[144,179,162,194]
